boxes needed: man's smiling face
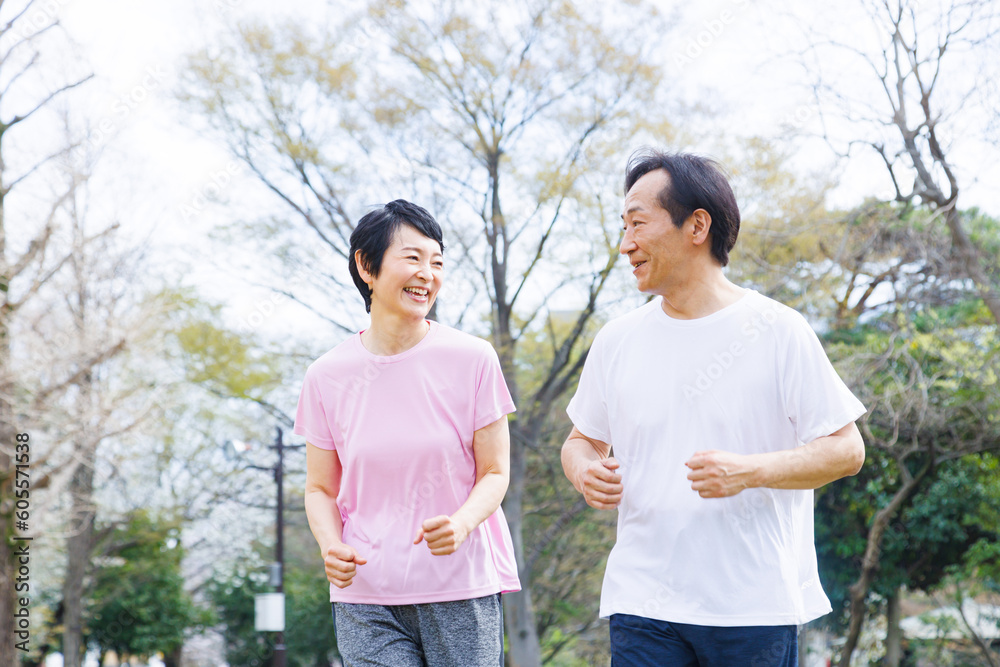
[619,169,692,296]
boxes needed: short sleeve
[566,329,613,445]
[780,313,867,444]
[473,344,517,431]
[293,365,337,450]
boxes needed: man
[561,150,866,666]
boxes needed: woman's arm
[305,443,366,587]
[414,414,511,555]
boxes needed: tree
[179,1,673,663]
[725,145,1000,663]
[12,146,172,666]
[208,515,339,667]
[86,511,210,667]
[0,2,90,660]
[511,315,614,664]
[817,450,1000,664]
[824,291,1000,665]
[802,0,1000,325]
[791,4,1000,658]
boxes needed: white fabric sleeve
[779,312,867,445]
[566,329,613,445]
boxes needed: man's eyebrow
[621,205,645,220]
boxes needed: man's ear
[690,209,712,247]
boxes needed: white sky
[29,0,1000,331]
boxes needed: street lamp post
[273,426,287,667]
[229,426,302,667]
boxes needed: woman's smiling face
[361,225,444,321]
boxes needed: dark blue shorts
[609,614,798,667]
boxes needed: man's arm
[561,426,623,509]
[415,414,511,555]
[685,421,865,498]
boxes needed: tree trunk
[942,205,1000,327]
[837,464,929,667]
[502,425,542,667]
[0,425,15,667]
[164,644,183,667]
[62,453,97,667]
[1,169,17,667]
[884,588,902,667]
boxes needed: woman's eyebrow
[399,246,443,256]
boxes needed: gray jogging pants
[332,593,504,667]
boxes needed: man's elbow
[842,428,866,477]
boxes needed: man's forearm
[561,439,593,492]
[561,430,608,492]
[756,423,865,490]
[687,422,865,497]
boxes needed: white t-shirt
[566,291,866,627]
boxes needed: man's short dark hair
[348,199,444,313]
[624,150,741,266]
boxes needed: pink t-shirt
[294,321,521,604]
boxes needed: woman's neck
[361,311,430,356]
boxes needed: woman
[295,199,520,666]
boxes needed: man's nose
[619,228,636,256]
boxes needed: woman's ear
[355,249,373,289]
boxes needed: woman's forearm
[305,489,344,554]
[452,470,509,534]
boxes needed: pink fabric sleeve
[293,368,337,450]
[473,345,516,431]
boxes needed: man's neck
[659,271,745,320]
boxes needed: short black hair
[348,199,445,313]
[624,150,741,266]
